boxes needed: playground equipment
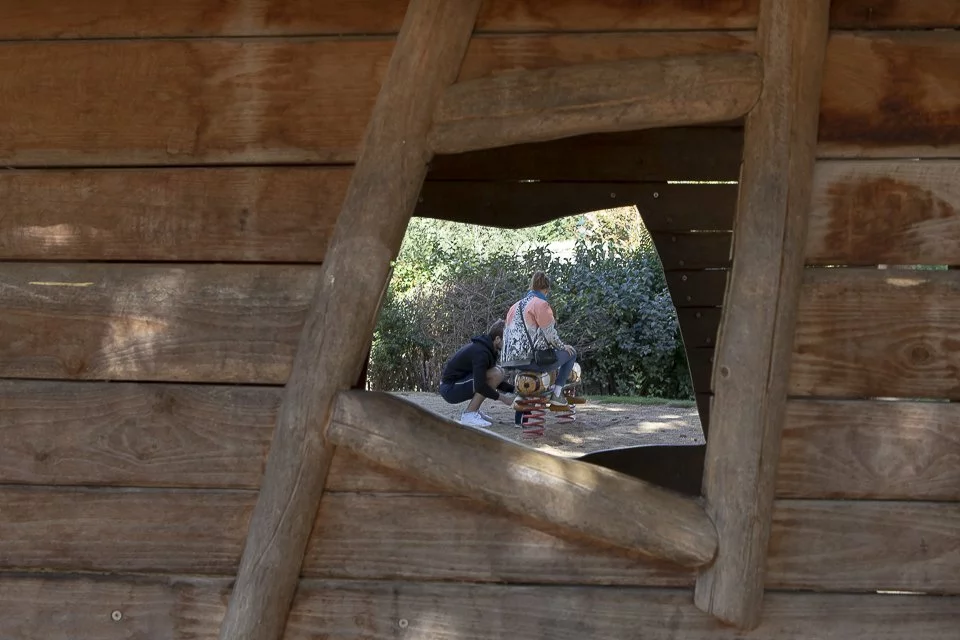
[512,363,585,436]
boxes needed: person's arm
[471,351,501,400]
[535,304,568,349]
[497,378,515,394]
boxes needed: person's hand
[499,393,514,407]
[564,345,576,357]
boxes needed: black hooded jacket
[440,334,515,400]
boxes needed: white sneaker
[459,411,492,428]
[478,410,494,423]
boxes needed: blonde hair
[529,271,550,292]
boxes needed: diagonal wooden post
[693,0,831,631]
[218,2,482,639]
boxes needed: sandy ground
[392,391,705,458]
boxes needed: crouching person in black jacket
[439,319,516,428]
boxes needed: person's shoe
[459,411,492,428]
[548,391,568,407]
[478,410,495,423]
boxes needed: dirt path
[393,391,704,458]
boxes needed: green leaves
[370,210,692,399]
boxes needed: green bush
[368,213,693,399]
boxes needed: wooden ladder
[218,1,830,638]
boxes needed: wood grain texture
[696,0,830,629]
[0,380,275,488]
[791,268,960,399]
[327,391,718,568]
[768,500,960,594]
[428,127,745,182]
[0,487,953,595]
[305,492,692,586]
[2,1,958,39]
[220,4,484,640]
[0,379,440,492]
[0,575,230,640]
[4,576,958,640]
[1,32,957,165]
[304,492,960,594]
[818,32,960,158]
[417,182,738,232]
[430,54,761,154]
[0,33,750,167]
[667,270,729,307]
[289,582,960,640]
[779,399,960,500]
[0,263,317,383]
[0,487,253,574]
[652,233,732,271]
[326,449,437,493]
[677,308,722,348]
[807,160,960,265]
[0,0,755,38]
[0,169,733,261]
[0,38,393,166]
[0,167,347,262]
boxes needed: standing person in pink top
[501,271,578,407]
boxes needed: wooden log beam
[217,2,482,640]
[693,0,830,630]
[428,54,761,155]
[327,390,718,568]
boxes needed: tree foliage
[368,208,693,399]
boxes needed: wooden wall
[1,1,959,637]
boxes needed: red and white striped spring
[551,403,576,424]
[515,396,547,438]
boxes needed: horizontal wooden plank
[768,500,960,594]
[0,167,736,262]
[677,307,722,348]
[0,263,317,383]
[428,127,745,182]
[0,575,229,640]
[305,492,691,585]
[5,576,959,640]
[0,486,687,583]
[807,160,960,265]
[666,270,729,307]
[0,488,955,594]
[0,380,434,491]
[0,487,253,574]
[1,32,957,165]
[818,32,960,158]
[418,181,738,231]
[0,380,275,488]
[1,33,751,167]
[0,0,759,38]
[0,38,395,166]
[791,268,960,399]
[309,492,960,593]
[3,1,955,39]
[779,399,960,500]
[430,53,761,154]
[289,582,960,640]
[830,1,960,29]
[0,167,346,262]
[652,233,732,271]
